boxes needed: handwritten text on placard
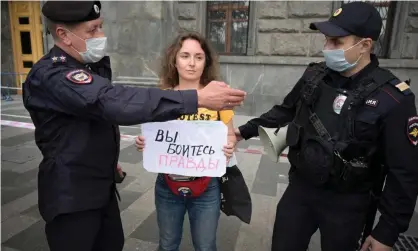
[141,120,227,177]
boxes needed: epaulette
[51,55,67,66]
[388,78,412,95]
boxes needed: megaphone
[258,125,288,163]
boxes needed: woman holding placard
[135,31,237,251]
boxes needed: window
[342,1,396,58]
[206,1,250,55]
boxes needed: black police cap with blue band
[42,1,101,23]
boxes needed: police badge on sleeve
[66,69,92,84]
[407,116,418,146]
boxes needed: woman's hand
[135,136,145,151]
[223,142,235,163]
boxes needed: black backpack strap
[300,62,328,106]
[359,68,397,102]
[345,68,397,109]
[344,67,398,139]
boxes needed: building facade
[2,1,418,116]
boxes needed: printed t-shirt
[162,87,234,123]
[178,108,234,124]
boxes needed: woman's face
[175,38,206,83]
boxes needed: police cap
[309,2,382,41]
[42,1,101,23]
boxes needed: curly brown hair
[158,31,220,89]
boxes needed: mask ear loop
[343,38,365,52]
[344,38,365,65]
[64,28,88,54]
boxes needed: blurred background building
[2,1,417,116]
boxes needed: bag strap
[300,62,328,106]
[344,67,398,139]
[299,62,333,141]
[349,67,398,108]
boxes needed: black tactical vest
[286,62,400,191]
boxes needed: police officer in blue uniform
[23,1,246,251]
[235,2,418,251]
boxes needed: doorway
[8,1,44,94]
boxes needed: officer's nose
[95,28,105,38]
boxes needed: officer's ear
[56,26,73,46]
[360,38,373,53]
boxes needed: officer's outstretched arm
[238,78,303,140]
[26,67,198,125]
[371,94,418,247]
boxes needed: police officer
[23,1,246,251]
[235,2,418,251]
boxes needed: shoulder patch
[407,116,418,146]
[65,69,92,84]
[365,98,379,107]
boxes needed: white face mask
[67,29,107,63]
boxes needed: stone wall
[100,1,206,80]
[254,1,332,57]
[218,58,418,116]
[400,2,418,59]
[174,1,334,58]
[100,1,165,79]
[167,1,418,116]
[1,1,16,94]
[38,1,418,117]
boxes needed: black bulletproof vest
[286,63,398,189]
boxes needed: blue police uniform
[23,1,200,250]
[239,2,418,251]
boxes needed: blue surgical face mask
[322,40,364,72]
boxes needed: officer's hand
[234,128,243,142]
[197,81,246,110]
[135,136,145,151]
[360,236,392,251]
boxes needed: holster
[331,159,372,193]
[286,121,303,148]
[298,135,335,186]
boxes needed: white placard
[141,120,228,177]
